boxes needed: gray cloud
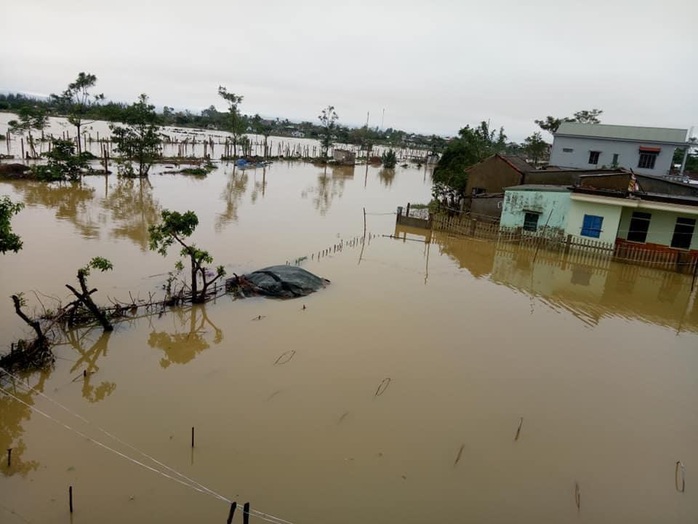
[1,0,696,141]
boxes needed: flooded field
[1,146,697,522]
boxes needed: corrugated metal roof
[556,122,687,143]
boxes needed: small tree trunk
[66,272,113,332]
[11,295,47,346]
[189,253,199,302]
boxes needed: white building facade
[549,123,688,176]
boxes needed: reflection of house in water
[489,243,697,331]
[394,223,698,332]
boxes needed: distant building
[549,122,689,176]
[332,149,356,166]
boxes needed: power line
[0,368,294,524]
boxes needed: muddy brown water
[0,160,697,523]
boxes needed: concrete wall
[471,196,504,220]
[618,208,698,250]
[501,189,570,234]
[636,175,698,197]
[550,136,676,176]
[566,200,623,244]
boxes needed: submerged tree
[51,72,104,155]
[0,196,24,254]
[381,149,397,168]
[218,86,245,158]
[65,257,115,332]
[33,138,88,181]
[7,105,49,159]
[432,121,507,205]
[251,114,273,158]
[318,105,339,159]
[109,94,162,177]
[148,210,226,304]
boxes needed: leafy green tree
[109,94,162,177]
[572,109,603,124]
[535,108,603,135]
[251,114,273,158]
[7,105,49,158]
[432,121,507,204]
[0,196,24,254]
[148,210,226,304]
[534,115,565,135]
[51,72,104,155]
[381,149,397,168]
[318,105,339,159]
[218,86,245,157]
[523,132,549,165]
[34,138,87,181]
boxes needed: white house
[549,123,689,177]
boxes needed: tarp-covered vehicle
[226,265,330,298]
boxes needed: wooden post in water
[226,502,237,524]
[243,502,250,524]
[69,485,74,513]
[191,426,195,448]
[7,448,11,468]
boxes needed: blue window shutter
[581,214,603,238]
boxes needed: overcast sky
[1,0,696,142]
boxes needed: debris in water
[375,377,391,397]
[574,482,581,511]
[274,350,296,365]
[266,390,281,401]
[676,461,685,493]
[515,417,524,441]
[454,444,465,467]
[251,315,265,321]
[338,411,350,424]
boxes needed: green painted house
[501,174,698,261]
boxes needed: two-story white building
[549,122,689,176]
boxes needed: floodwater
[1,136,698,524]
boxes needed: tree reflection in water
[0,369,50,477]
[103,177,161,251]
[148,304,223,368]
[216,166,248,231]
[65,329,116,403]
[249,167,268,204]
[12,180,97,239]
[378,167,396,187]
[301,165,353,216]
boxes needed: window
[627,212,651,243]
[523,212,540,232]
[612,153,619,166]
[670,217,696,250]
[581,214,603,238]
[562,148,574,153]
[588,151,600,165]
[472,187,486,196]
[638,151,659,169]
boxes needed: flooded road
[1,157,697,523]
